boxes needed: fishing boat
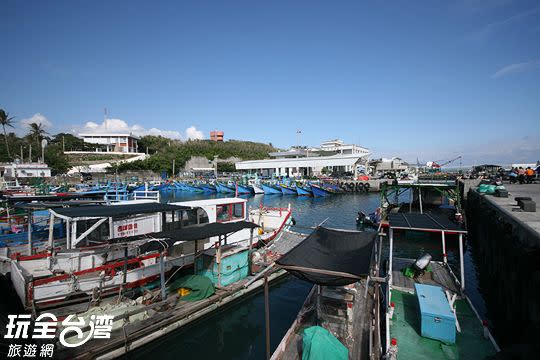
[182,183,204,193]
[216,182,235,194]
[236,183,253,194]
[248,178,265,194]
[310,184,331,197]
[271,227,382,359]
[252,184,264,194]
[198,183,217,193]
[8,198,293,310]
[261,183,282,195]
[295,185,313,196]
[380,212,500,359]
[280,184,297,195]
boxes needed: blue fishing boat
[216,182,236,194]
[236,184,253,194]
[311,184,331,197]
[183,183,204,193]
[174,181,189,191]
[323,183,344,194]
[198,184,217,193]
[261,183,282,195]
[280,184,297,195]
[296,185,313,196]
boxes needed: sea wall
[466,189,540,350]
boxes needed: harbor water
[123,190,490,359]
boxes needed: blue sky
[1,0,539,164]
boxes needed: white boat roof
[171,197,247,207]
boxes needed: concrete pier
[466,184,540,353]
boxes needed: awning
[388,213,466,233]
[130,221,260,252]
[276,227,376,286]
[4,193,105,203]
[15,200,106,210]
[51,203,191,219]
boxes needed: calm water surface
[125,190,489,359]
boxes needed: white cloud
[20,113,53,131]
[185,125,204,140]
[467,7,540,42]
[81,118,204,141]
[492,60,540,78]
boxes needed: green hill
[110,136,276,174]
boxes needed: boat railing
[133,190,160,202]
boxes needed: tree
[27,122,48,147]
[0,108,15,159]
[44,143,70,175]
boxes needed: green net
[302,326,348,360]
[167,274,215,302]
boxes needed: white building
[79,133,139,153]
[1,162,52,178]
[236,153,370,177]
[319,139,370,156]
[263,139,370,174]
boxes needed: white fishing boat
[9,198,293,311]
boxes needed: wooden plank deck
[392,257,459,294]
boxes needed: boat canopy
[50,203,191,220]
[14,200,106,209]
[276,227,376,286]
[388,213,466,234]
[4,193,103,203]
[132,221,260,252]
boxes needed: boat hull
[296,186,313,196]
[311,184,331,197]
[236,184,253,194]
[261,184,282,195]
[280,185,297,195]
[216,183,236,194]
[199,184,217,193]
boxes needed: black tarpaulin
[276,227,376,286]
[51,203,191,219]
[388,213,466,233]
[122,221,260,252]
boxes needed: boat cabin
[46,202,202,249]
[171,197,246,223]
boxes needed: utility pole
[296,129,301,149]
[172,159,176,178]
[20,146,23,162]
[214,155,219,179]
[29,144,32,162]
[62,136,65,152]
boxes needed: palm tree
[0,109,15,159]
[27,122,48,144]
